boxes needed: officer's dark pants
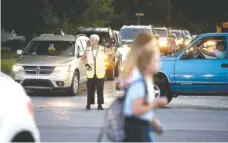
[87,75,104,105]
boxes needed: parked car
[1,29,26,50]
[11,34,89,96]
[0,72,40,142]
[154,33,228,103]
[75,27,119,80]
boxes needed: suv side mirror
[16,49,23,55]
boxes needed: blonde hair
[120,32,156,80]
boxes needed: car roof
[181,30,190,32]
[200,33,228,37]
[154,27,167,30]
[32,35,76,41]
[121,25,151,29]
[78,27,110,32]
[170,29,182,32]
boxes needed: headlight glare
[159,40,167,46]
[12,65,24,72]
[178,39,184,45]
[54,65,70,73]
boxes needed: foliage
[82,0,115,27]
[1,49,17,74]
[2,0,228,35]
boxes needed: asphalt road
[30,81,228,142]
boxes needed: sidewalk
[169,96,228,110]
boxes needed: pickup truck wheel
[154,78,173,103]
[68,72,79,96]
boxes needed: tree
[82,0,115,27]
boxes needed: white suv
[0,72,40,142]
[120,25,155,43]
[11,34,89,96]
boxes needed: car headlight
[12,65,24,73]
[185,40,191,45]
[159,40,167,47]
[178,39,184,45]
[54,65,70,73]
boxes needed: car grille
[23,66,55,75]
[22,79,53,87]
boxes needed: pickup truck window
[181,36,227,60]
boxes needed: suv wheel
[68,72,79,96]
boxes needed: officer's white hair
[90,34,100,41]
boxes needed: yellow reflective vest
[86,46,106,79]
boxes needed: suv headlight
[159,39,167,46]
[178,38,184,44]
[12,65,24,73]
[54,65,70,73]
[185,39,191,45]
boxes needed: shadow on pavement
[27,86,87,97]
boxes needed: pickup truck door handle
[221,64,228,68]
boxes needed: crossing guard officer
[82,34,106,110]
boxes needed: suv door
[75,39,87,83]
[174,35,228,94]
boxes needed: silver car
[11,34,89,96]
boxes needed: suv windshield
[24,41,75,56]
[183,31,191,37]
[171,31,182,39]
[120,28,151,40]
[155,29,168,37]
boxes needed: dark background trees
[2,0,228,38]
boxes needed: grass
[1,48,18,74]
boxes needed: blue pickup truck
[155,33,228,103]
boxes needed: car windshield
[24,41,75,56]
[183,31,191,37]
[171,31,182,39]
[154,29,168,37]
[120,28,151,41]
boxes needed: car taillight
[27,101,34,119]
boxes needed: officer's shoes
[86,105,91,110]
[98,105,104,110]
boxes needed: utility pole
[167,0,171,23]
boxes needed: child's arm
[151,116,165,135]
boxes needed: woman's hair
[120,32,156,80]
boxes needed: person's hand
[85,64,92,71]
[151,117,165,135]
